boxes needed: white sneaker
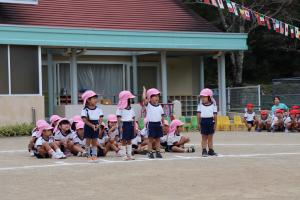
[60,152,67,159]
[122,155,130,161]
[77,152,82,157]
[116,151,122,157]
[29,151,35,157]
[82,151,88,157]
[127,155,135,160]
[52,152,63,159]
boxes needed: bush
[0,123,34,137]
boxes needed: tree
[184,0,299,86]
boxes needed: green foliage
[0,123,34,137]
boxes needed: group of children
[244,103,300,133]
[28,87,219,160]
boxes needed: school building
[0,0,247,126]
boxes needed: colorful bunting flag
[280,21,285,34]
[210,0,218,7]
[194,0,300,40]
[203,0,211,5]
[226,0,234,13]
[290,27,295,38]
[217,0,224,9]
[265,16,272,30]
[295,27,300,39]
[276,20,280,33]
[231,2,239,16]
[244,9,251,21]
[285,23,289,36]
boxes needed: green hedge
[0,123,35,137]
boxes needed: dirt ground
[1,132,300,200]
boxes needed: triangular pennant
[259,14,265,26]
[276,20,280,33]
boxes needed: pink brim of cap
[38,126,53,135]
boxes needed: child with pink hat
[81,90,104,161]
[197,88,218,157]
[116,90,136,160]
[104,114,121,156]
[67,121,88,157]
[28,119,47,156]
[142,86,165,159]
[166,119,194,153]
[34,122,66,159]
[70,115,83,131]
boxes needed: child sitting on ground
[257,110,271,132]
[167,119,195,153]
[244,103,257,132]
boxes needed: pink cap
[76,121,84,130]
[117,90,135,109]
[49,115,61,125]
[72,115,82,123]
[107,114,118,122]
[168,119,184,135]
[82,90,98,105]
[147,88,161,99]
[199,88,213,97]
[36,119,47,127]
[38,122,53,135]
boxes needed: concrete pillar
[218,53,227,115]
[70,49,78,104]
[161,51,168,103]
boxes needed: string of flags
[196,0,300,40]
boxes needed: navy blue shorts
[121,121,135,141]
[247,121,254,126]
[200,118,215,135]
[84,120,99,139]
[148,122,163,139]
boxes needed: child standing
[81,90,104,161]
[197,88,218,157]
[116,90,136,160]
[244,103,257,132]
[142,87,165,159]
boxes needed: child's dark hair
[127,99,131,108]
[273,96,280,102]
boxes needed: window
[0,0,38,4]
[10,46,39,94]
[0,45,8,94]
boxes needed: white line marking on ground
[2,143,300,154]
[1,152,300,171]
[190,144,300,146]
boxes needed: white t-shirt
[160,135,168,144]
[116,107,135,122]
[81,106,104,121]
[197,103,217,118]
[31,130,41,138]
[54,130,72,143]
[146,103,164,122]
[244,112,256,122]
[140,127,148,138]
[131,135,142,146]
[68,132,86,147]
[284,117,296,125]
[34,136,55,149]
[106,127,119,140]
[167,134,182,146]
